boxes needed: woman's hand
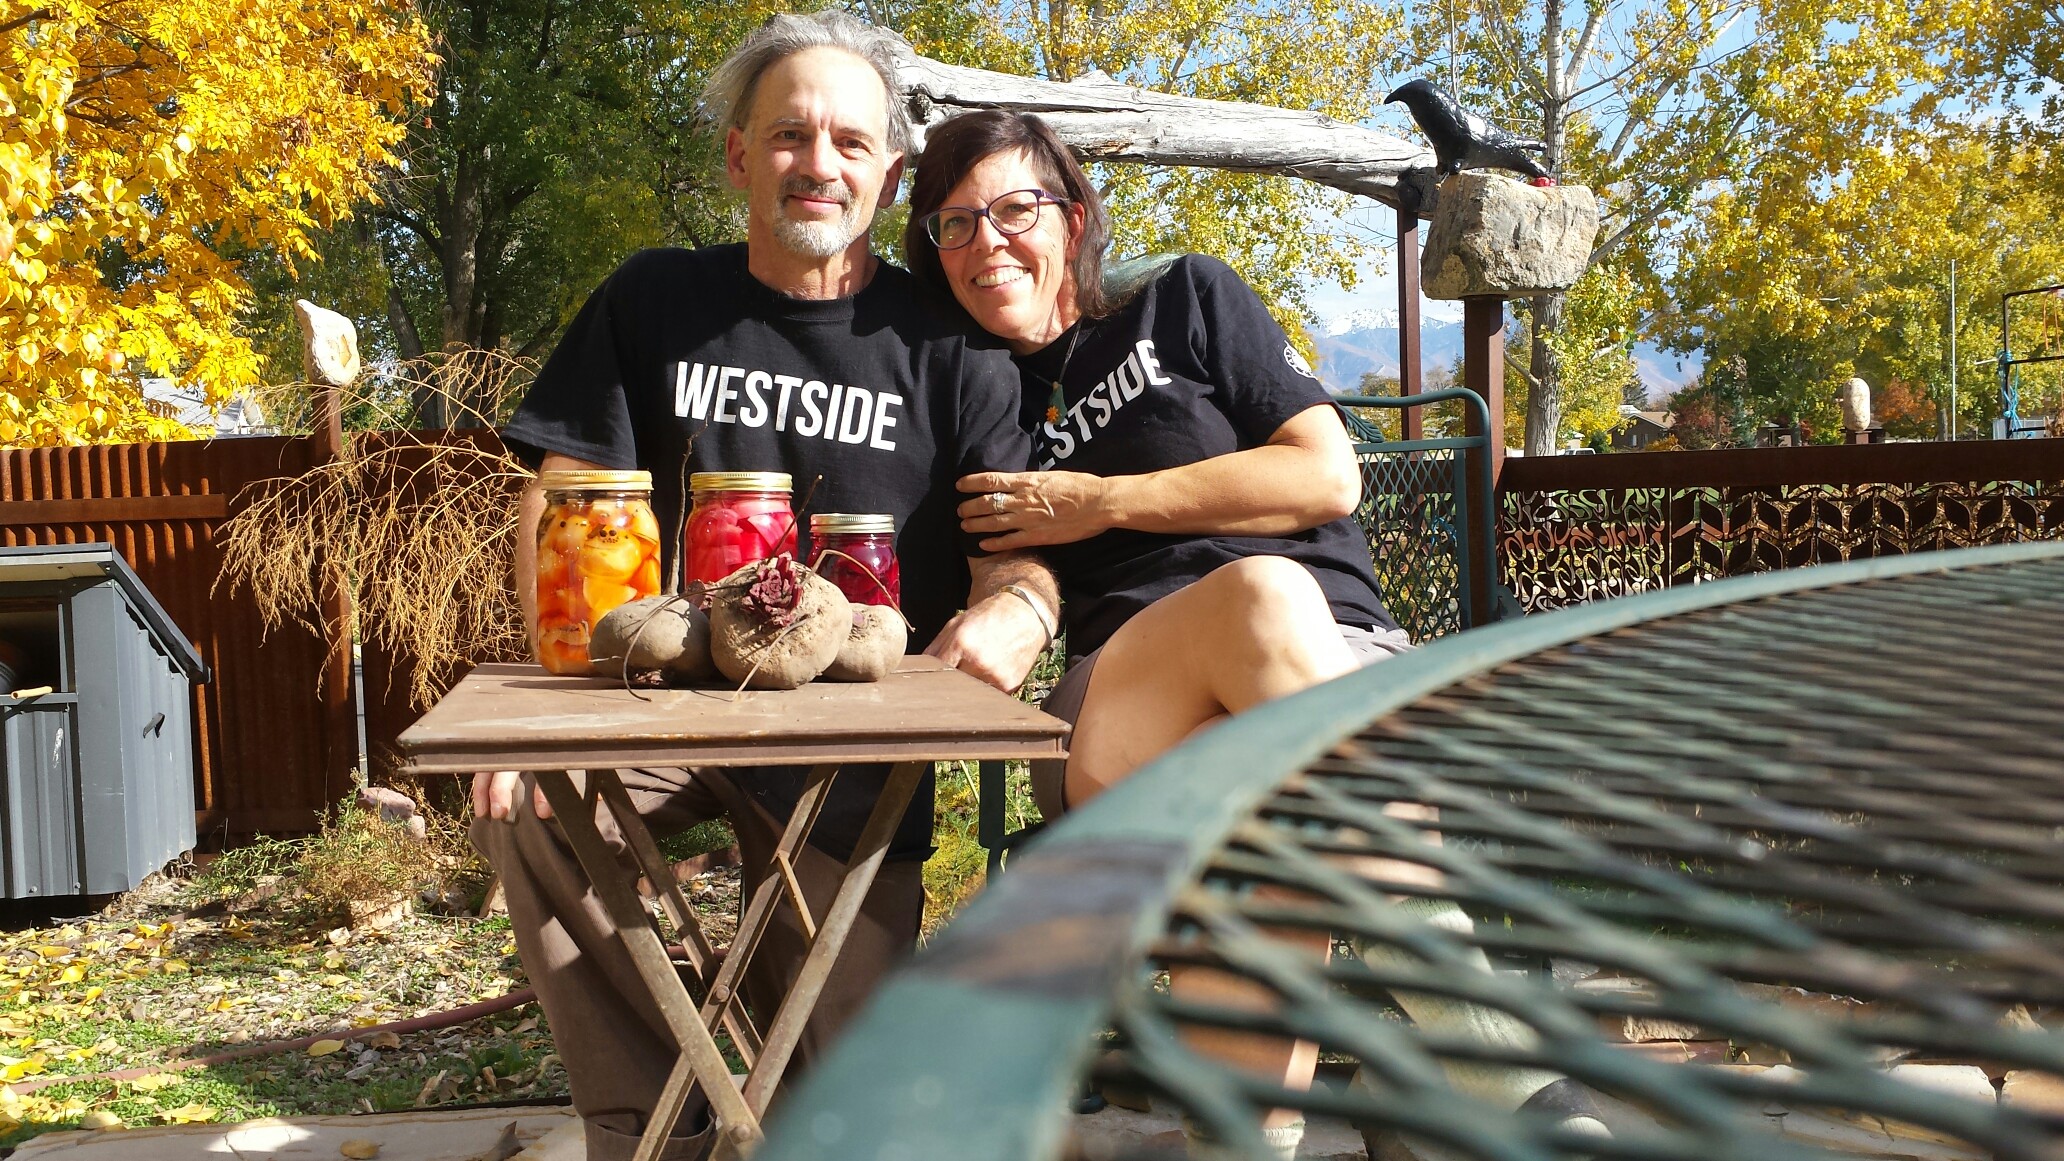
[957,470,1115,550]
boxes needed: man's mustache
[781,178,853,206]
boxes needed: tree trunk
[1524,0,1571,458]
[1527,291,1566,456]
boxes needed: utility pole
[1948,259,1958,440]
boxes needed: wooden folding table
[396,656,1067,1160]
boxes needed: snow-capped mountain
[1311,317,1466,392]
[1312,316,1701,397]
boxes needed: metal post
[1460,297,1505,628]
[313,380,358,796]
[1398,205,1424,441]
[1948,259,1957,439]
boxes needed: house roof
[140,379,271,437]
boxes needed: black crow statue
[1385,78,1555,186]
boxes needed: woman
[903,112,1608,1158]
[902,111,1410,819]
[902,110,1408,1159]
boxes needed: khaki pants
[470,767,925,1161]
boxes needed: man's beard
[772,179,866,259]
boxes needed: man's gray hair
[703,10,911,156]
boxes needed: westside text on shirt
[673,360,904,451]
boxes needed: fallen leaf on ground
[306,1039,346,1057]
[130,1073,179,1091]
[162,1102,216,1123]
[80,1109,122,1129]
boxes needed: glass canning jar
[810,513,899,607]
[534,469,662,676]
[685,471,796,586]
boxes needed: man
[473,13,1059,1159]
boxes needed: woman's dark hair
[902,111,1111,319]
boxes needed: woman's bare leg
[1064,556,1354,806]
[1063,557,1353,1145]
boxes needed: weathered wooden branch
[893,49,1433,208]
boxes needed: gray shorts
[1030,623,1415,821]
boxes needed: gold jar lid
[810,513,895,535]
[538,469,652,491]
[690,471,792,494]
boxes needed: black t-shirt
[1015,255,1396,657]
[504,244,1026,647]
[503,244,1028,860]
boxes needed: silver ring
[987,491,1009,515]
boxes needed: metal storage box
[0,545,207,897]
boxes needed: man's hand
[471,770,564,821]
[924,592,1051,692]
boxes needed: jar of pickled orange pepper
[534,470,663,675]
[810,513,899,607]
[684,472,796,586]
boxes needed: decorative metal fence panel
[1499,441,2064,613]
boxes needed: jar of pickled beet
[534,470,663,676]
[685,472,796,586]
[810,513,900,607]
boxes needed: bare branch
[1564,2,1612,96]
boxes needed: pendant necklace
[1031,325,1084,428]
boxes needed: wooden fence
[0,438,349,837]
[0,429,518,837]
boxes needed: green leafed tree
[888,0,1408,358]
[248,0,790,429]
[1384,0,2010,454]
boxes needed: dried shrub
[217,349,537,708]
[296,799,484,921]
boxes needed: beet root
[708,556,850,689]
[824,605,907,682]
[588,596,714,682]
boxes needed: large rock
[294,298,361,387]
[1421,173,1598,299]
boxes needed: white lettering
[870,392,902,451]
[740,371,771,427]
[1043,420,1076,461]
[1066,398,1095,443]
[713,366,744,423]
[773,374,801,431]
[1086,380,1114,426]
[839,386,874,444]
[824,383,846,440]
[1137,339,1172,385]
[796,380,828,436]
[1117,352,1147,401]
[674,362,717,419]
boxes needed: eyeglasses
[920,189,1067,250]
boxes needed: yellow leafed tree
[0,1,434,446]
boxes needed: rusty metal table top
[759,541,2064,1161]
[395,655,1068,774]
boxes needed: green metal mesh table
[758,542,2064,1161]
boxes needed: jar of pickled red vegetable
[810,513,899,607]
[534,470,663,675]
[685,472,796,586]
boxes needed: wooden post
[1461,297,1506,627]
[313,380,359,799]
[1397,205,1423,441]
